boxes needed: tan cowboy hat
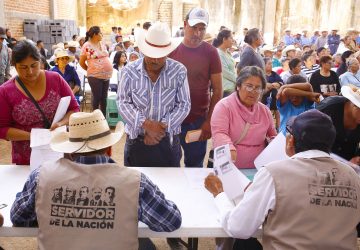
[54,49,75,63]
[341,85,360,109]
[50,110,125,153]
[282,45,296,57]
[137,21,182,58]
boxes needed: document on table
[30,126,66,171]
[254,133,289,170]
[213,144,250,202]
[52,96,71,126]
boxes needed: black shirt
[310,70,340,95]
[317,96,360,160]
[261,71,284,110]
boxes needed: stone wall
[53,0,78,21]
[3,0,50,38]
[2,0,79,38]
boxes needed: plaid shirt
[10,155,182,232]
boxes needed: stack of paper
[254,133,289,170]
[30,127,66,171]
[213,144,250,202]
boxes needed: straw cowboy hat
[341,85,360,109]
[54,49,75,63]
[50,110,125,153]
[282,45,296,57]
[137,21,182,58]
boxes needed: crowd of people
[0,6,360,250]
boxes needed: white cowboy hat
[282,45,296,57]
[67,40,79,48]
[137,21,182,58]
[50,110,124,153]
[122,36,131,43]
[52,42,64,50]
[260,44,275,55]
[341,85,360,109]
[54,49,75,63]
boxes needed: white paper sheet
[254,133,289,170]
[30,148,63,171]
[52,96,71,126]
[30,128,51,148]
[30,126,66,148]
[30,126,66,171]
[213,144,251,201]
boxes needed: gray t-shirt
[237,45,265,72]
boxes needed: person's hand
[309,92,321,103]
[204,173,224,197]
[276,85,287,99]
[143,133,161,146]
[266,83,273,92]
[143,120,167,139]
[50,122,61,131]
[230,149,237,163]
[350,156,360,166]
[272,82,281,89]
[199,120,211,141]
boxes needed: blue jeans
[124,134,181,167]
[180,117,207,167]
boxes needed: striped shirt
[117,57,191,139]
[10,155,182,231]
[301,64,320,80]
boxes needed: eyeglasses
[242,84,263,94]
[286,124,293,135]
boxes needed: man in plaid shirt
[10,110,181,249]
